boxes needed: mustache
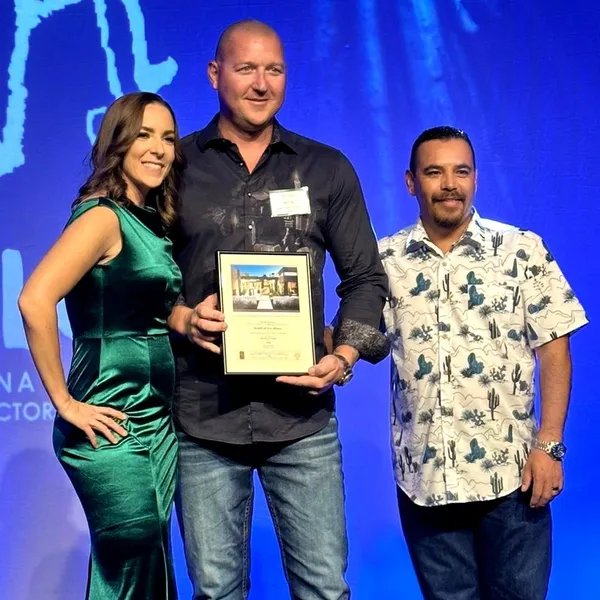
[433,193,465,203]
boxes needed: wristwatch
[333,353,354,387]
[533,439,567,461]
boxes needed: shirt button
[247,192,252,197]
[239,162,244,167]
[248,224,253,230]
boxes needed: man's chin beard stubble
[433,215,463,229]
[431,200,468,230]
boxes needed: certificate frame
[217,251,316,375]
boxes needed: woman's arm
[19,205,128,447]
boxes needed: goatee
[433,215,463,229]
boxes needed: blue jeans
[398,488,552,600]
[176,416,350,600]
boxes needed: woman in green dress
[18,91,184,599]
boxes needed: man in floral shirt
[379,126,588,600]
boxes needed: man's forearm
[536,336,572,441]
[324,326,359,366]
[168,305,192,336]
[333,344,360,367]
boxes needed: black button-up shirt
[172,116,389,444]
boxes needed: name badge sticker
[268,186,311,217]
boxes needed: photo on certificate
[217,251,316,375]
[230,265,300,312]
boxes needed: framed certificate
[217,251,316,375]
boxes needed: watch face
[551,443,567,460]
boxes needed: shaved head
[215,19,282,62]
[209,20,286,135]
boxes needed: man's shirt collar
[195,114,298,154]
[404,209,487,256]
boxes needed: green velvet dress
[53,197,181,599]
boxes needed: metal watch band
[533,439,567,461]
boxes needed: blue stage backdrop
[1,1,598,598]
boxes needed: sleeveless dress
[53,198,181,599]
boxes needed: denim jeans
[398,488,552,600]
[176,416,350,600]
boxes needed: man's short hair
[409,126,476,173]
[215,19,280,61]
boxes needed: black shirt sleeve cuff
[333,318,390,364]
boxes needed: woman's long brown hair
[74,92,184,229]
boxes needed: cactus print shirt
[379,210,588,506]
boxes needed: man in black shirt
[168,19,388,600]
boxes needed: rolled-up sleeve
[325,152,390,363]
